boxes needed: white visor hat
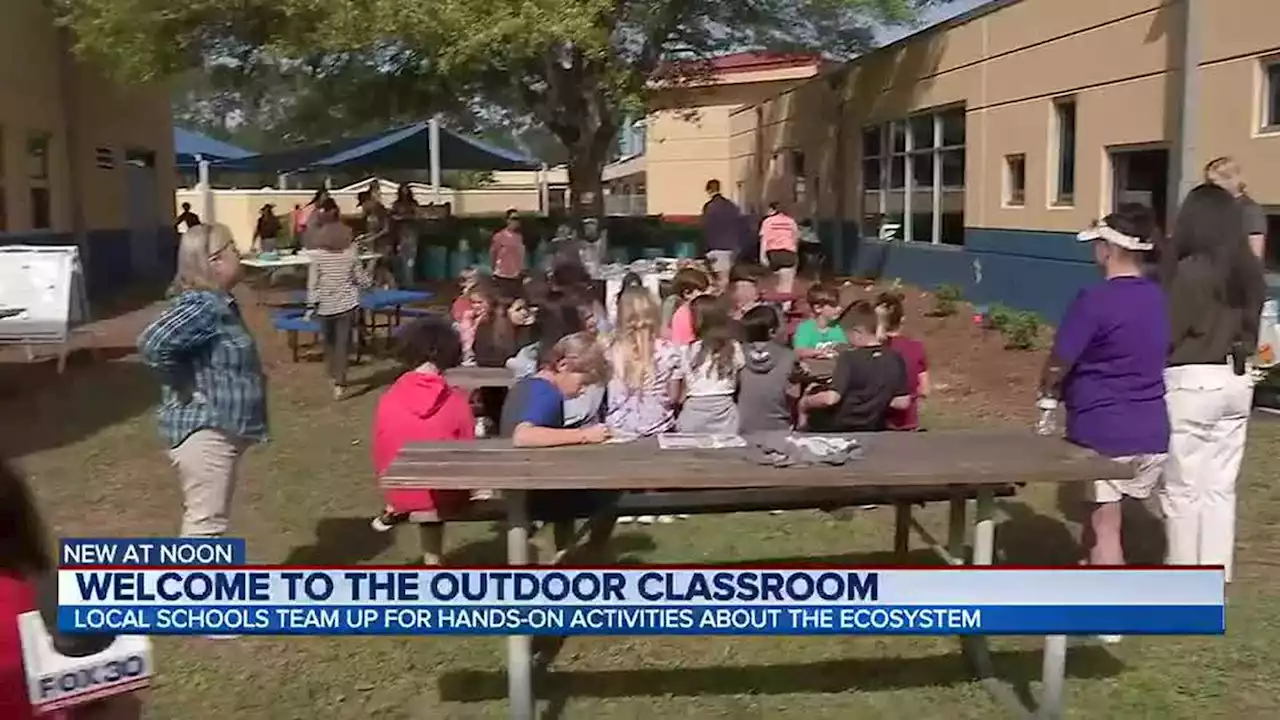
[1077,221,1154,252]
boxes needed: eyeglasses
[208,243,236,261]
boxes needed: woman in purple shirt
[1039,205,1169,599]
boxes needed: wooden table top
[383,430,1127,490]
[445,366,517,389]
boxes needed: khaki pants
[169,429,251,537]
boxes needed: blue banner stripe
[57,605,1225,636]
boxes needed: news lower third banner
[57,539,1226,636]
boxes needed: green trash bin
[675,241,697,259]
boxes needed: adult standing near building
[137,223,268,540]
[702,179,745,287]
[759,201,800,296]
[1160,183,1266,584]
[174,202,201,234]
[390,186,421,287]
[491,209,526,298]
[1205,157,1267,261]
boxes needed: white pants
[1160,364,1252,582]
[169,429,251,537]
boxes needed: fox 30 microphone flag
[58,539,1225,636]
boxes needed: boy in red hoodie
[370,314,476,565]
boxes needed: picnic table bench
[382,430,1127,720]
[445,366,517,390]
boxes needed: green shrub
[984,304,1017,331]
[931,284,963,317]
[1001,311,1043,350]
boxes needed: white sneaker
[770,510,785,516]
[1097,635,1123,645]
[616,516,635,524]
[636,515,656,525]
[470,489,494,501]
[656,515,675,524]
[675,514,690,519]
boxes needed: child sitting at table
[678,295,746,434]
[606,286,684,438]
[500,331,617,529]
[369,315,476,565]
[727,263,765,320]
[793,283,848,360]
[738,304,801,434]
[667,267,712,345]
[876,291,930,431]
[509,294,605,428]
[800,300,910,432]
[450,268,481,324]
[456,279,497,365]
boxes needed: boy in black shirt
[800,300,910,432]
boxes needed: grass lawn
[5,296,1280,719]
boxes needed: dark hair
[474,297,517,367]
[550,261,593,294]
[705,179,721,194]
[875,291,905,332]
[394,314,463,370]
[0,460,51,576]
[1167,183,1263,309]
[768,201,781,212]
[356,190,371,204]
[181,202,191,211]
[308,188,328,206]
[396,186,414,201]
[318,197,340,216]
[838,300,880,335]
[729,262,766,285]
[690,295,738,379]
[505,208,519,220]
[672,267,711,298]
[741,304,780,343]
[807,283,839,308]
[532,292,585,364]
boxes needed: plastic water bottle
[474,417,489,438]
[1035,396,1059,436]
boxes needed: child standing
[677,295,746,434]
[793,283,848,359]
[738,304,800,433]
[800,300,910,432]
[667,267,712,345]
[759,201,800,296]
[369,316,476,565]
[305,198,373,400]
[876,291,930,431]
[1039,206,1168,611]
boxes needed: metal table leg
[506,490,534,720]
[965,489,996,680]
[1038,634,1068,719]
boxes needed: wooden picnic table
[385,430,1127,720]
[445,366,517,390]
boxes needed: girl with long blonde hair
[605,287,684,437]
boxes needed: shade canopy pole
[429,116,443,203]
[197,154,215,224]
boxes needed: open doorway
[1109,146,1169,231]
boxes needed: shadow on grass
[0,352,158,458]
[437,645,1125,712]
[282,517,396,565]
[447,527,659,566]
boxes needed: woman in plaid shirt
[138,224,268,540]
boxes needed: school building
[619,0,1280,320]
[0,0,176,300]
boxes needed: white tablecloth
[241,251,380,269]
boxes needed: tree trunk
[567,140,607,219]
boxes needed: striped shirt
[306,248,372,316]
[138,291,268,448]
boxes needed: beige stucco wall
[0,0,174,236]
[736,0,1280,237]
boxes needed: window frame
[1260,57,1280,134]
[1051,97,1077,207]
[860,105,966,245]
[1004,154,1027,208]
[26,132,52,230]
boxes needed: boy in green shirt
[792,283,848,358]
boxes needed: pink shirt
[668,303,695,345]
[759,212,799,253]
[490,228,525,279]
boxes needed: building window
[1005,154,1027,207]
[860,105,967,245]
[27,133,51,230]
[1052,98,1077,206]
[1263,59,1280,133]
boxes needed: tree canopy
[55,0,951,214]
